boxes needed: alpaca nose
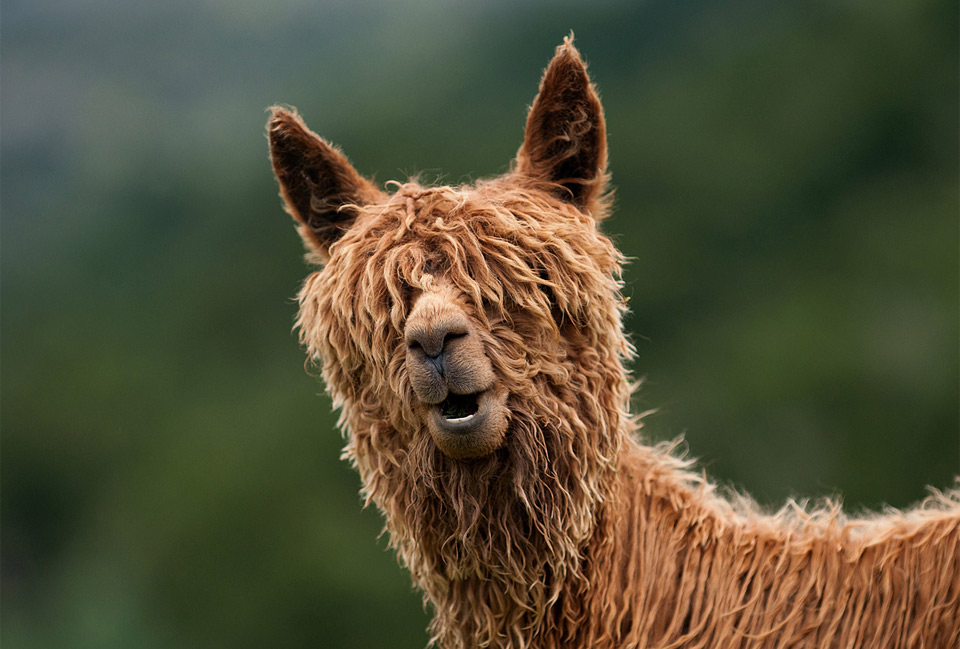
[404,297,494,406]
[405,320,468,359]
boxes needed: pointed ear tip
[543,40,589,86]
[267,103,298,118]
[554,33,584,63]
[266,105,304,134]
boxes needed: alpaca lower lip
[425,387,509,459]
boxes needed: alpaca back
[581,443,960,648]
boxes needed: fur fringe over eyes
[274,37,960,649]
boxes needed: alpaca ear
[267,107,381,260]
[515,37,609,213]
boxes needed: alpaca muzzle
[404,293,509,458]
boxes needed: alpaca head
[268,39,634,631]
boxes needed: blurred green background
[2,1,957,647]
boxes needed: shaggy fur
[268,37,960,649]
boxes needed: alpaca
[267,38,960,649]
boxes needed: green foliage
[2,1,957,647]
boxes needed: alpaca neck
[576,439,960,648]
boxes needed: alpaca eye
[388,283,414,313]
[539,282,557,307]
[534,270,568,328]
[536,269,558,307]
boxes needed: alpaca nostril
[441,331,466,351]
[405,325,468,359]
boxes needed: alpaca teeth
[445,413,475,424]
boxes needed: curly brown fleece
[268,37,960,649]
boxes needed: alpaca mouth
[438,392,481,423]
[426,386,508,459]
[428,386,507,435]
[432,390,488,431]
